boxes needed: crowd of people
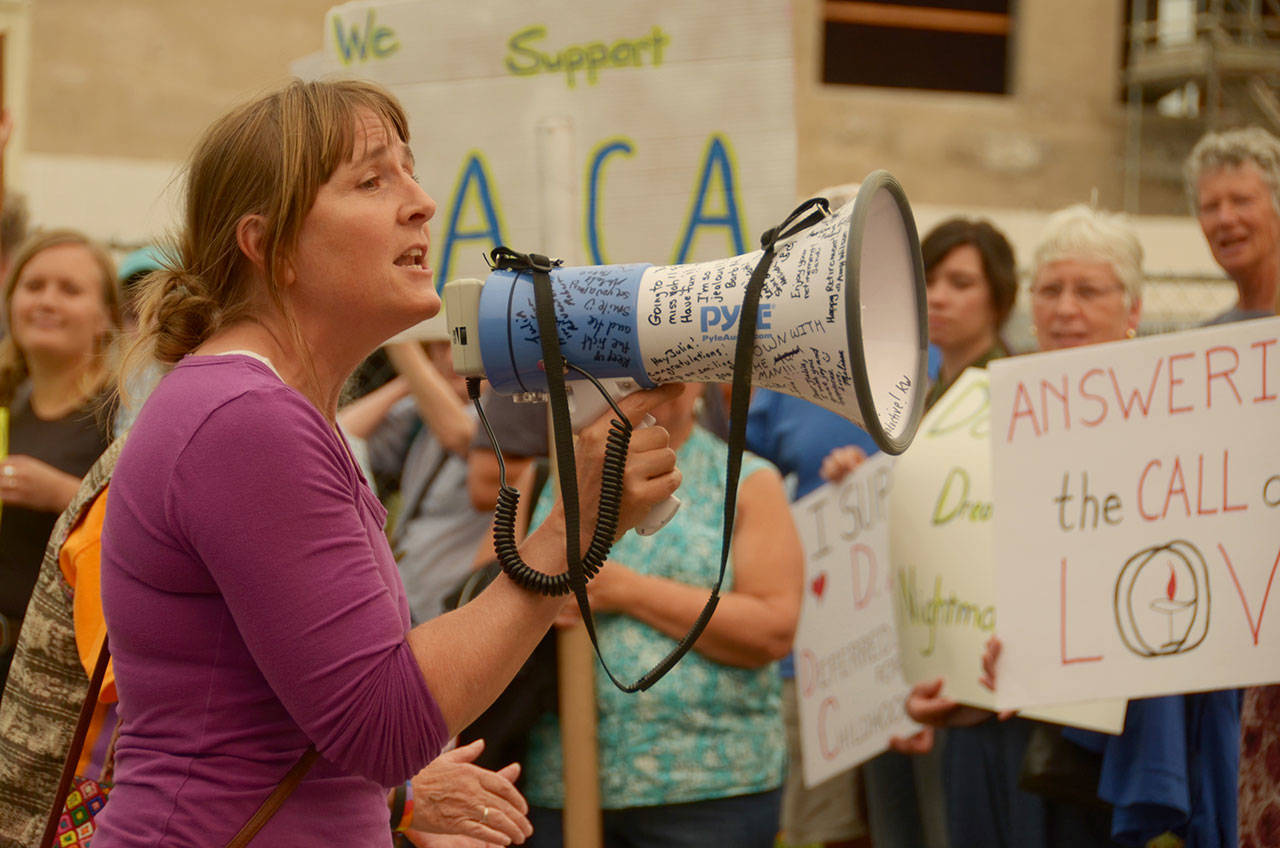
[0,77,1274,848]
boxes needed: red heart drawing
[811,572,827,599]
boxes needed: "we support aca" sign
[312,0,795,285]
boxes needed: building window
[822,0,1013,94]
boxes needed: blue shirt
[745,389,880,500]
[1065,691,1242,847]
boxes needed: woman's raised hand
[889,726,936,756]
[819,445,868,484]
[979,636,1015,720]
[0,454,81,514]
[904,676,995,729]
[979,635,1002,693]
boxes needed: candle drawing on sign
[1114,540,1210,658]
[1150,564,1195,650]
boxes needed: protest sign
[991,317,1280,708]
[312,0,796,284]
[792,452,918,787]
[890,369,1124,732]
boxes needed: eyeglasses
[1030,282,1126,306]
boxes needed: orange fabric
[57,485,115,776]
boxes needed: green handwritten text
[897,566,996,657]
[332,9,399,65]
[504,24,670,88]
[931,466,993,525]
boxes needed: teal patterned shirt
[525,426,786,809]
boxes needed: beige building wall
[21,0,1136,203]
[25,0,333,160]
[7,0,1214,279]
[7,0,340,246]
[795,0,1130,211]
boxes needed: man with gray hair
[1185,125,1279,848]
[1184,126,1280,324]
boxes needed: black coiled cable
[474,370,634,596]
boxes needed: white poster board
[311,0,796,285]
[792,453,918,787]
[891,369,1125,733]
[991,317,1280,708]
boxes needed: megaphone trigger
[566,377,641,430]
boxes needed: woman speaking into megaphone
[91,78,684,847]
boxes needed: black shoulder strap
[491,198,830,692]
[394,444,452,541]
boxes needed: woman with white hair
[1025,204,1143,349]
[1184,126,1280,324]
[895,205,1240,848]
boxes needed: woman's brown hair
[921,217,1019,330]
[0,229,121,405]
[122,79,410,402]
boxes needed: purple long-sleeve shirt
[96,355,448,847]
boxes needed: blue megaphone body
[444,170,927,455]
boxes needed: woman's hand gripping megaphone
[567,377,683,536]
[569,382,684,543]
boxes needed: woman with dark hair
[921,217,1018,409]
[852,217,1021,848]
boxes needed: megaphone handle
[630,412,682,535]
[635,492,682,536]
[567,379,683,536]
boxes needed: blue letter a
[673,135,746,264]
[440,154,506,284]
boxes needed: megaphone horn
[445,169,928,455]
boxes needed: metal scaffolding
[1124,0,1280,212]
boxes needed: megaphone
[445,170,927,455]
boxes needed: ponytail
[117,250,227,411]
[139,268,222,365]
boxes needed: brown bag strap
[38,628,319,848]
[224,745,320,847]
[39,634,111,848]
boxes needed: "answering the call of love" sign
[991,317,1280,708]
